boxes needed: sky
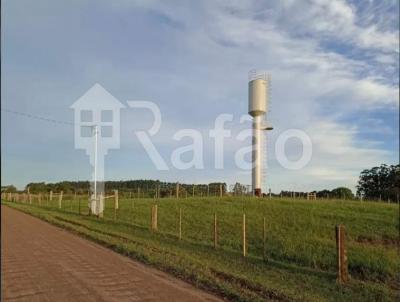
[1,0,399,192]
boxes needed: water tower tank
[248,77,268,117]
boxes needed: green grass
[3,196,399,301]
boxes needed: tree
[316,189,331,198]
[330,187,354,199]
[357,164,400,201]
[232,182,246,195]
[26,182,47,193]
[2,185,17,193]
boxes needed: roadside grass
[2,197,399,302]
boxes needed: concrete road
[1,206,223,302]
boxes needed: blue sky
[1,0,399,192]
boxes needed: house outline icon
[70,83,126,157]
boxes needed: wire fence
[1,191,398,284]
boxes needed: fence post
[38,194,42,206]
[242,213,247,257]
[214,213,218,248]
[29,193,32,204]
[179,208,182,240]
[150,206,153,230]
[336,225,348,283]
[176,183,179,199]
[220,184,223,198]
[192,185,195,197]
[151,205,158,232]
[50,191,53,201]
[114,190,119,220]
[263,217,266,261]
[78,198,81,215]
[58,191,63,209]
[131,199,134,223]
[98,193,104,218]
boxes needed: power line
[1,108,75,126]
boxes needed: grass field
[2,196,399,301]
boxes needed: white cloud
[302,120,391,187]
[271,0,399,52]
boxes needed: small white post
[58,191,63,209]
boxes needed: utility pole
[93,125,98,209]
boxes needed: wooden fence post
[78,198,81,215]
[179,208,182,240]
[263,217,266,261]
[214,213,218,248]
[336,225,348,283]
[58,191,63,209]
[176,183,179,199]
[131,199,134,223]
[219,184,223,198]
[192,185,195,197]
[242,213,247,257]
[151,205,158,231]
[29,193,32,204]
[150,206,153,230]
[114,190,119,220]
[50,191,53,202]
[38,194,42,206]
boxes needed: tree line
[2,180,227,197]
[279,187,354,199]
[2,164,399,202]
[356,164,399,202]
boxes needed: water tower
[248,70,272,197]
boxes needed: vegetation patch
[2,198,399,302]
